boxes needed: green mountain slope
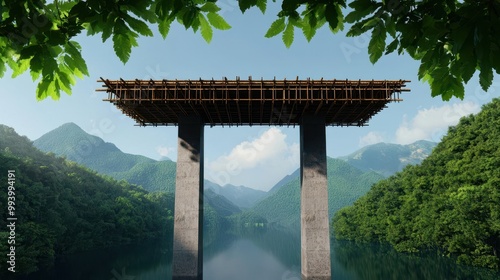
[33,123,178,191]
[267,169,300,194]
[333,98,500,269]
[34,123,262,208]
[0,125,174,275]
[205,188,242,217]
[205,180,267,209]
[340,140,437,177]
[33,123,155,174]
[250,158,384,228]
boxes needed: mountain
[267,140,435,196]
[249,158,385,228]
[34,122,155,174]
[205,180,267,209]
[204,188,242,217]
[333,98,500,270]
[0,124,174,275]
[33,123,177,192]
[339,140,437,177]
[267,168,300,194]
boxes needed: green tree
[332,98,500,269]
[0,124,175,275]
[1,0,498,100]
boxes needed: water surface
[21,228,500,280]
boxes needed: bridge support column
[300,116,331,280]
[173,117,204,280]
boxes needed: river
[21,226,500,280]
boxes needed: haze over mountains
[33,122,436,213]
[339,140,437,177]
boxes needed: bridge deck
[97,78,409,127]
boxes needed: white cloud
[156,145,175,158]
[395,101,480,144]
[207,127,299,191]
[359,131,384,147]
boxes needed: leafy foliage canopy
[1,0,499,100]
[333,98,500,269]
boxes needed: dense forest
[249,158,384,228]
[333,98,500,269]
[0,125,174,275]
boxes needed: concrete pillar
[300,116,331,280]
[173,116,204,280]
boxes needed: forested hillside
[250,158,384,228]
[33,123,177,192]
[333,98,500,269]
[0,125,174,275]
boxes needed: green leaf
[101,24,114,42]
[282,21,294,48]
[239,0,258,13]
[301,20,317,42]
[385,38,399,55]
[200,2,221,13]
[256,0,266,14]
[346,18,372,37]
[491,47,500,75]
[65,42,89,76]
[0,59,6,78]
[36,79,52,100]
[325,3,340,31]
[362,17,380,29]
[30,53,43,74]
[191,16,201,33]
[348,0,375,11]
[426,67,464,100]
[440,74,464,100]
[158,17,173,39]
[385,17,396,38]
[345,1,377,24]
[124,15,153,36]
[368,23,386,63]
[199,14,213,43]
[479,65,493,92]
[265,17,286,38]
[206,12,231,30]
[125,4,157,23]
[11,59,30,78]
[55,72,73,95]
[112,19,139,63]
[182,8,198,29]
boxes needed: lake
[20,226,500,280]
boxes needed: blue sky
[1,2,498,191]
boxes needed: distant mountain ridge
[33,123,265,209]
[204,180,267,209]
[250,158,385,228]
[33,123,436,212]
[34,122,178,193]
[267,169,300,194]
[34,123,156,173]
[339,140,437,177]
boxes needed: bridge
[97,77,409,280]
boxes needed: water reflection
[204,239,296,280]
[20,237,172,280]
[332,240,500,280]
[20,228,500,280]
